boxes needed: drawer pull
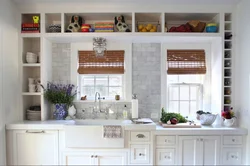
[200,138,203,141]
[26,130,45,134]
[136,134,145,138]
[95,155,98,158]
[165,139,169,143]
[232,139,235,142]
[91,155,94,158]
[139,153,144,156]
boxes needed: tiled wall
[52,43,161,120]
[52,43,71,84]
[132,43,161,120]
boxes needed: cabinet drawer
[130,144,150,164]
[156,148,175,165]
[130,131,150,142]
[223,136,242,145]
[156,136,176,146]
[222,147,242,165]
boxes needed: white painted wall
[235,0,250,164]
[0,0,19,164]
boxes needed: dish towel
[103,125,122,138]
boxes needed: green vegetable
[160,108,187,123]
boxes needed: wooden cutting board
[161,122,201,128]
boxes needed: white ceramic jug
[223,118,235,127]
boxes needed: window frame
[78,74,125,101]
[167,82,203,116]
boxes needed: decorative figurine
[114,15,131,32]
[33,16,40,24]
[66,15,83,32]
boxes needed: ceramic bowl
[200,114,217,125]
[206,23,218,33]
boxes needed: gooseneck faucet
[94,92,105,112]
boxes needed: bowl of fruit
[137,22,159,32]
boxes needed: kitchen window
[79,75,124,100]
[167,75,204,116]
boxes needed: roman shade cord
[167,49,206,75]
[78,50,125,74]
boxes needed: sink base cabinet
[62,151,127,166]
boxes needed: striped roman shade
[167,50,206,75]
[78,50,125,74]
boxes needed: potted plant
[221,107,236,127]
[41,82,77,120]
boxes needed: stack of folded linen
[95,22,114,32]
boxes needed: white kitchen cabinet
[12,130,59,165]
[178,136,220,165]
[63,151,127,165]
[222,147,242,165]
[130,144,150,164]
[156,148,175,165]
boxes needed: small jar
[115,95,120,100]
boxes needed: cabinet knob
[232,139,235,142]
[95,155,98,158]
[165,156,171,159]
[91,155,94,158]
[200,138,203,141]
[139,153,144,156]
[136,134,145,138]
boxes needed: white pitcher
[223,118,235,127]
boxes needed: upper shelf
[20,12,224,40]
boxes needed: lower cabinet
[156,148,175,165]
[12,130,59,165]
[178,136,220,165]
[63,151,127,165]
[130,144,150,164]
[222,147,242,165]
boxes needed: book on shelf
[22,23,40,28]
[22,27,40,31]
[21,31,40,33]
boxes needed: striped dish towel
[103,125,122,138]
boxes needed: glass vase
[53,103,68,120]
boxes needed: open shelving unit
[19,12,231,121]
[21,36,42,120]
[223,13,233,111]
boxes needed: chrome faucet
[94,92,105,113]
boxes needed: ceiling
[12,0,241,5]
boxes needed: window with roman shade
[78,50,125,74]
[167,50,206,75]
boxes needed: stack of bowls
[47,24,61,33]
[26,52,38,63]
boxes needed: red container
[81,24,91,32]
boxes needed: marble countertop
[5,120,248,135]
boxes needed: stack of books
[94,22,114,32]
[21,23,40,33]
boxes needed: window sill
[73,100,132,103]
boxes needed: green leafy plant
[41,82,77,106]
[160,107,187,123]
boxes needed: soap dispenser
[123,105,128,119]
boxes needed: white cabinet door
[222,147,242,165]
[13,130,59,165]
[130,144,150,164]
[201,136,220,165]
[178,136,200,165]
[94,152,127,165]
[156,148,175,165]
[179,136,221,165]
[62,152,94,165]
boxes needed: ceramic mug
[29,84,36,92]
[28,78,35,84]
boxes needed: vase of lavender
[42,82,77,120]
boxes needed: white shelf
[20,33,41,38]
[22,63,41,67]
[22,92,42,96]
